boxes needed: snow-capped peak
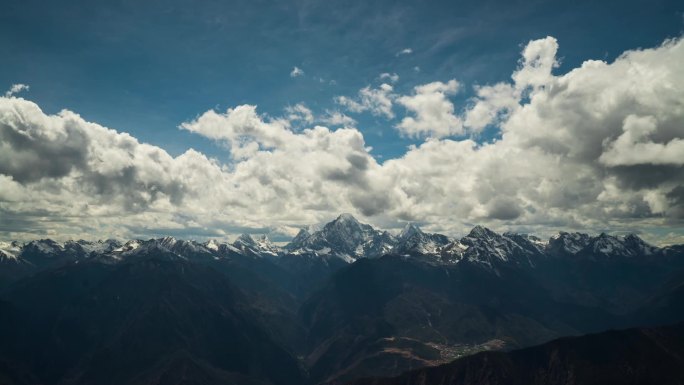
[204,239,220,251]
[391,222,452,259]
[0,241,22,260]
[112,240,142,253]
[336,213,359,224]
[232,234,281,257]
[286,214,396,260]
[326,213,366,235]
[458,227,546,268]
[20,239,65,257]
[234,234,257,247]
[287,228,311,250]
[580,233,657,259]
[466,225,498,240]
[255,235,280,255]
[623,234,656,255]
[547,232,592,256]
[256,234,273,247]
[157,236,178,249]
[399,223,423,240]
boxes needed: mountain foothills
[347,322,684,385]
[1,214,683,385]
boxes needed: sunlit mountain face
[1,0,683,384]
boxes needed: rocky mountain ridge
[2,214,672,270]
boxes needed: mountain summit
[285,214,395,261]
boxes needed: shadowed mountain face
[299,256,625,384]
[1,215,684,384]
[0,257,305,385]
[346,322,684,385]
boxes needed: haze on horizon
[1,0,683,245]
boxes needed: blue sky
[1,0,684,243]
[2,0,682,160]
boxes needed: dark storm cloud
[486,197,523,220]
[349,190,392,217]
[322,152,371,188]
[666,186,684,219]
[0,120,90,183]
[81,168,186,212]
[125,225,226,239]
[608,165,684,191]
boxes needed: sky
[1,0,683,244]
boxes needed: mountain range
[1,214,683,384]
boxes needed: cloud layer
[1,36,683,243]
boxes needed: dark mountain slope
[0,256,305,385]
[633,267,684,326]
[300,256,617,384]
[532,243,684,315]
[347,322,684,385]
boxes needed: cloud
[286,104,355,128]
[321,110,357,127]
[599,115,684,167]
[0,108,90,183]
[452,36,684,226]
[180,105,294,159]
[290,66,304,77]
[379,73,399,83]
[0,98,209,239]
[487,197,523,220]
[4,84,29,97]
[463,83,518,131]
[512,36,559,90]
[0,96,385,240]
[1,36,683,244]
[396,79,462,138]
[462,36,558,132]
[335,83,395,119]
[285,103,314,125]
[396,48,413,56]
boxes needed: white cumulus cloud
[321,110,357,127]
[335,83,395,119]
[1,36,683,244]
[396,79,462,138]
[4,84,29,97]
[379,73,400,83]
[285,103,315,125]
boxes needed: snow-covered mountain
[457,226,543,269]
[64,239,122,255]
[546,231,659,260]
[285,213,395,262]
[0,216,672,274]
[393,223,450,254]
[233,234,281,258]
[577,233,659,260]
[547,231,593,256]
[0,241,22,262]
[104,237,214,261]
